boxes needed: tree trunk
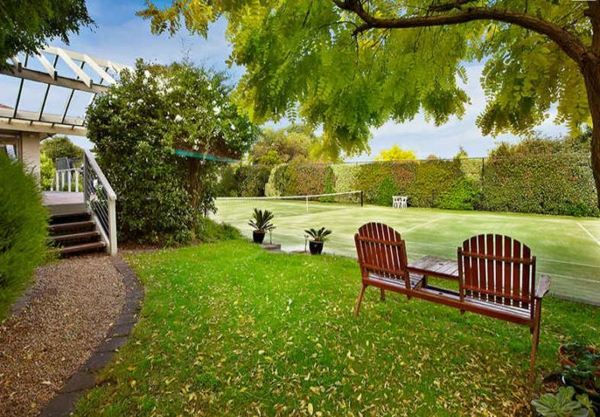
[581,59,600,210]
[187,158,202,211]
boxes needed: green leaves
[0,155,49,320]
[531,387,594,417]
[86,61,258,244]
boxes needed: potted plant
[560,343,600,377]
[562,355,600,410]
[248,208,275,244]
[304,227,332,255]
[531,386,596,416]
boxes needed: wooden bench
[354,222,551,380]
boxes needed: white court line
[403,217,449,233]
[537,272,600,284]
[577,222,600,247]
[408,241,600,270]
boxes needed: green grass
[75,240,600,416]
[213,200,600,305]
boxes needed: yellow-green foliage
[39,152,55,190]
[0,155,49,319]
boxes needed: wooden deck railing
[51,167,82,192]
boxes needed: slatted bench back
[354,223,410,287]
[458,234,536,311]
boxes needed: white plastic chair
[393,196,408,209]
[392,195,408,208]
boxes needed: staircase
[48,212,106,256]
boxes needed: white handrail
[83,149,118,256]
[84,149,116,200]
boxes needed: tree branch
[333,0,587,63]
[428,0,477,13]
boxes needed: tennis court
[213,197,600,305]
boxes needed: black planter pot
[253,231,266,244]
[309,241,324,255]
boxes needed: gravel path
[0,256,125,417]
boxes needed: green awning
[170,149,239,163]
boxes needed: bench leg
[529,303,543,381]
[354,284,367,316]
[380,288,386,302]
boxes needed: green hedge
[266,164,333,196]
[0,155,49,319]
[218,165,271,197]
[482,155,599,217]
[219,155,598,217]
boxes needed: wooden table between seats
[408,255,459,281]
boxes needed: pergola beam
[83,54,116,85]
[53,48,92,87]
[0,67,109,94]
[35,53,57,80]
[0,118,87,136]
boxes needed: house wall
[21,132,44,181]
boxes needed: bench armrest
[535,274,551,299]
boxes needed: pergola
[1,46,129,136]
[0,46,129,178]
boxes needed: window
[0,134,20,161]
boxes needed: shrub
[40,152,55,190]
[195,217,241,243]
[217,166,237,197]
[482,154,598,216]
[438,177,480,210]
[232,154,598,216]
[87,61,258,244]
[0,155,49,319]
[236,165,271,197]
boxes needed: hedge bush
[220,155,598,217]
[0,155,49,320]
[482,155,599,217]
[217,165,271,197]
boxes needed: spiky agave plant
[304,227,332,242]
[248,208,275,233]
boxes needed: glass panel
[0,138,19,160]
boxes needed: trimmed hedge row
[481,155,598,216]
[217,155,599,217]
[218,165,272,197]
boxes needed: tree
[40,136,82,164]
[0,0,93,67]
[250,125,340,166]
[454,146,468,160]
[375,144,417,161]
[86,61,258,243]
[250,126,312,166]
[140,0,600,208]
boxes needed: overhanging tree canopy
[141,0,600,208]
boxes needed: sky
[0,0,568,160]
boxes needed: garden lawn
[76,240,600,416]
